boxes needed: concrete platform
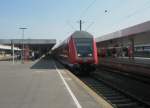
[0,59,102,108]
[99,57,150,77]
[99,57,150,67]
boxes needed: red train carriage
[53,31,98,75]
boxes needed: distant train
[52,31,98,75]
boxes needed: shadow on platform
[30,55,64,69]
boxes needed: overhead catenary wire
[79,0,97,20]
[124,0,150,19]
[64,0,97,32]
[85,21,94,31]
[80,0,124,32]
[66,21,76,31]
[76,0,97,31]
[111,0,150,30]
[66,0,130,35]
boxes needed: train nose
[77,57,94,64]
[86,58,94,63]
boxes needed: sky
[0,0,150,43]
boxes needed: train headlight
[88,53,92,57]
[78,53,81,57]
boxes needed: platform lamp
[19,27,27,63]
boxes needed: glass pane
[75,38,93,57]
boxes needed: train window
[74,38,93,57]
[144,46,150,51]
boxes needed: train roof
[71,31,93,38]
[52,31,94,50]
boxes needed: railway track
[97,66,150,84]
[56,60,150,108]
[79,76,149,108]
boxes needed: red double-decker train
[52,31,98,74]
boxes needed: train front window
[75,38,93,57]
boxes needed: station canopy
[96,20,150,46]
[0,39,56,51]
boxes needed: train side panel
[93,38,98,64]
[53,31,98,75]
[68,37,77,64]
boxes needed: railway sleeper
[99,91,118,95]
[91,85,106,87]
[101,92,121,96]
[89,84,105,86]
[103,93,125,97]
[110,99,132,104]
[94,87,110,90]
[106,96,127,100]
[116,102,139,108]
[99,89,116,93]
